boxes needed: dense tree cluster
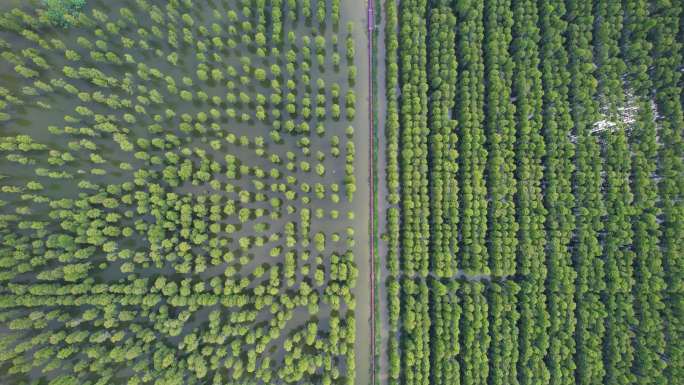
[427,0,458,278]
[622,2,667,383]
[487,281,519,385]
[594,3,637,385]
[459,282,489,385]
[650,1,684,382]
[484,0,517,278]
[510,2,549,384]
[539,2,576,384]
[0,1,362,384]
[398,0,430,276]
[455,0,488,275]
[384,0,402,384]
[42,0,87,27]
[429,280,460,385]
[401,278,430,385]
[385,1,681,385]
[567,1,606,383]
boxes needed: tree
[510,2,550,385]
[568,1,607,383]
[255,68,266,82]
[539,2,577,384]
[43,0,86,27]
[255,32,266,46]
[623,2,667,383]
[456,0,488,275]
[314,232,325,252]
[426,2,459,279]
[649,2,684,382]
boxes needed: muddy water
[341,1,372,384]
[1,0,371,384]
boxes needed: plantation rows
[0,0,364,384]
[384,1,682,385]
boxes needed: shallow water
[0,0,371,384]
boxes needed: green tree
[43,0,86,27]
[568,1,607,383]
[511,2,550,385]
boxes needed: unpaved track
[372,1,392,385]
[366,2,377,385]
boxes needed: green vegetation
[0,0,362,384]
[455,0,488,276]
[384,0,402,383]
[567,1,606,383]
[484,0,516,279]
[428,0,458,279]
[2,0,683,383]
[429,280,460,385]
[539,2,576,384]
[42,0,87,27]
[594,3,636,384]
[651,1,684,382]
[623,2,667,383]
[385,1,682,385]
[398,0,430,278]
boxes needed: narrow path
[366,2,376,385]
[373,1,391,384]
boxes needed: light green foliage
[43,0,86,27]
[0,0,360,384]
